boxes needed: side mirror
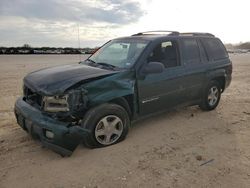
[142,62,164,74]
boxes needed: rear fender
[206,69,226,84]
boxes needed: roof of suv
[116,31,216,41]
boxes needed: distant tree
[224,43,234,50]
[237,42,250,49]
[22,44,31,49]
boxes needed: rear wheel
[81,103,130,148]
[199,80,221,111]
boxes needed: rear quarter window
[201,38,228,61]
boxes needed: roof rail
[132,30,179,36]
[179,32,215,37]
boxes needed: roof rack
[132,30,179,36]
[179,32,215,37]
[131,31,215,37]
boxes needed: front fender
[83,71,135,106]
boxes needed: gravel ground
[0,54,250,188]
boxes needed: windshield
[87,40,148,69]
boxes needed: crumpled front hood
[24,64,117,95]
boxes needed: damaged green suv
[15,31,232,156]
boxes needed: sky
[0,0,249,47]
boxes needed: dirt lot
[0,54,250,188]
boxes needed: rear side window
[181,39,200,64]
[201,38,228,61]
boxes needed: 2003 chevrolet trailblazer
[14,31,232,156]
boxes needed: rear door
[179,38,207,101]
[137,39,187,115]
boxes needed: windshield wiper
[86,58,96,64]
[96,62,117,69]
[84,59,100,67]
[85,59,118,70]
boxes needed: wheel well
[212,76,225,92]
[109,96,134,119]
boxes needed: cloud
[0,16,104,47]
[0,0,144,24]
[0,0,144,47]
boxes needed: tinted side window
[197,39,209,63]
[201,38,228,61]
[181,39,200,64]
[147,41,179,68]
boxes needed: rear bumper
[14,97,89,156]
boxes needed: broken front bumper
[14,97,89,156]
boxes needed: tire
[81,103,130,148]
[199,80,221,111]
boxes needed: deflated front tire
[81,103,130,148]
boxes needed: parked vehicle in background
[14,31,232,156]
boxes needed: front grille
[23,85,43,107]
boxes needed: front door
[137,40,186,115]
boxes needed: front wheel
[199,80,221,111]
[81,103,130,148]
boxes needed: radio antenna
[77,24,81,62]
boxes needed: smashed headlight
[43,95,69,112]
